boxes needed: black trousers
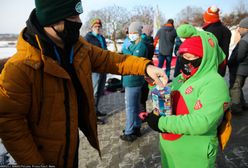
[140,82,149,112]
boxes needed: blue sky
[0,0,242,34]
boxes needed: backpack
[146,39,155,60]
[218,107,232,151]
[106,78,123,92]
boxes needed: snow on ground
[0,41,16,59]
[0,26,240,165]
[0,47,16,59]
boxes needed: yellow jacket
[0,32,150,167]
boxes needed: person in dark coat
[84,18,108,120]
[140,25,155,112]
[228,17,248,113]
[173,36,182,77]
[154,19,177,81]
[203,6,231,77]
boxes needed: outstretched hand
[145,65,168,88]
[139,112,162,133]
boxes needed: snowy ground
[0,47,16,59]
[0,42,122,81]
[0,41,122,58]
[0,29,239,164]
[0,40,16,59]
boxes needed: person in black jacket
[140,25,155,112]
[203,6,231,77]
[228,17,248,113]
[84,18,108,122]
[173,36,182,77]
[154,19,177,81]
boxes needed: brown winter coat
[0,32,150,167]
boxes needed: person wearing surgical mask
[129,33,140,42]
[120,22,149,142]
[122,29,142,55]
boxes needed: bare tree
[222,13,237,26]
[129,6,155,25]
[233,0,248,14]
[82,5,129,51]
[176,6,204,26]
[222,0,248,26]
[223,0,248,26]
[130,5,167,37]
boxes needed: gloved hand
[139,112,162,133]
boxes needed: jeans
[124,86,142,135]
[158,53,172,79]
[229,74,247,105]
[92,72,107,111]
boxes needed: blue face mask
[129,34,139,41]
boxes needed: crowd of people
[0,0,247,167]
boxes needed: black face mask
[52,19,82,46]
[180,56,202,75]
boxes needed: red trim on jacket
[161,90,189,141]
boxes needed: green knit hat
[35,0,83,26]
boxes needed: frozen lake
[0,46,121,83]
[0,47,16,59]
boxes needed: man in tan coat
[0,0,167,167]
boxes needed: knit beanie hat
[91,18,102,27]
[239,17,248,29]
[178,36,203,57]
[142,25,153,36]
[203,6,220,24]
[129,22,143,35]
[35,0,83,26]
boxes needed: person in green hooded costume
[141,24,230,167]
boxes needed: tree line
[81,0,248,40]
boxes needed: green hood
[176,24,225,81]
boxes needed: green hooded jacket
[157,24,230,168]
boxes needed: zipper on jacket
[63,79,71,168]
[34,34,45,126]
[37,63,44,125]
